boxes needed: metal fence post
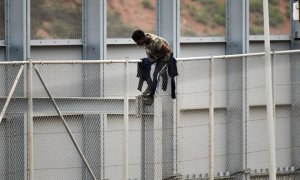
[124,58,129,180]
[263,0,276,179]
[209,56,215,180]
[27,60,34,180]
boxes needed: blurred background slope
[0,0,290,39]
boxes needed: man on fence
[132,29,178,105]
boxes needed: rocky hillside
[1,0,288,39]
[107,0,290,37]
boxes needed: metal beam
[156,0,180,57]
[156,0,180,178]
[82,2,107,178]
[5,0,27,61]
[83,0,106,60]
[0,97,143,115]
[226,0,249,54]
[4,1,28,179]
[226,0,249,175]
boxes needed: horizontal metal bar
[0,96,290,114]
[176,49,300,61]
[0,61,29,65]
[0,35,291,47]
[0,60,141,64]
[180,36,226,43]
[31,39,83,46]
[0,97,153,115]
[31,60,142,64]
[249,35,290,41]
[0,49,300,65]
[107,38,136,44]
[179,103,291,112]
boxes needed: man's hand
[160,43,171,55]
[148,54,157,62]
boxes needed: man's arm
[156,42,171,61]
[146,49,157,62]
[160,43,171,55]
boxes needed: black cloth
[137,55,179,99]
[168,57,178,99]
[137,58,152,91]
[168,57,178,78]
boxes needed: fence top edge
[0,49,300,65]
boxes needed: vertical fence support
[263,0,276,179]
[209,56,215,180]
[173,98,177,176]
[26,0,33,178]
[272,50,276,130]
[154,95,163,179]
[124,58,129,180]
[242,55,249,180]
[27,59,34,180]
[175,75,182,178]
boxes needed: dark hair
[132,30,145,41]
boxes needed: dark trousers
[149,60,168,96]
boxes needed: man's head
[132,30,146,45]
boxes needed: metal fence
[1,49,300,180]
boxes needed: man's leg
[142,76,152,95]
[149,61,165,97]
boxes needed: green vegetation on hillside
[31,0,82,39]
[107,10,137,38]
[141,0,154,10]
[250,0,288,35]
[0,0,292,39]
[181,0,225,36]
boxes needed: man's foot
[142,86,151,95]
[142,95,154,106]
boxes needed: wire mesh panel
[33,115,97,180]
[1,114,26,180]
[104,114,143,180]
[0,64,25,97]
[273,53,293,172]
[1,51,300,179]
[0,64,27,180]
[176,58,211,177]
[30,62,144,180]
[290,52,300,176]
[177,57,244,179]
[221,57,244,175]
[246,52,294,179]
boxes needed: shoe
[142,86,151,95]
[142,95,154,106]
